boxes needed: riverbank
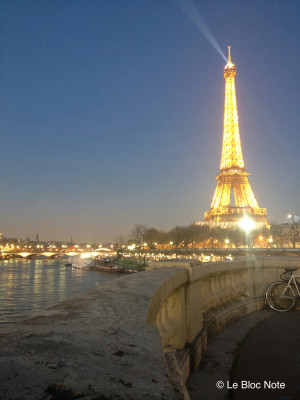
[0,269,178,399]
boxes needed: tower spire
[228,45,231,63]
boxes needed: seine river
[0,258,118,324]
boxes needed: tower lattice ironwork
[204,47,269,226]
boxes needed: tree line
[128,222,299,249]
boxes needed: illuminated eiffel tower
[204,47,269,227]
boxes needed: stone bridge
[0,251,80,259]
[0,256,299,399]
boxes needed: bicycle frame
[283,273,300,296]
[265,270,300,312]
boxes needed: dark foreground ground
[187,309,300,400]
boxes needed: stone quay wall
[145,256,300,390]
[0,256,299,399]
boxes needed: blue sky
[0,0,299,242]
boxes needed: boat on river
[93,264,125,273]
[66,255,138,274]
[66,255,94,269]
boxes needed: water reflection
[0,259,117,324]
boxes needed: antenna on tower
[228,46,231,63]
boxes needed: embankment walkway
[187,309,300,400]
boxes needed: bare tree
[145,228,164,246]
[129,224,148,245]
[270,223,289,247]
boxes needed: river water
[0,258,118,324]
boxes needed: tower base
[203,206,270,229]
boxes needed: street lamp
[288,214,296,249]
[238,216,256,249]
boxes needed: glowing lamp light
[238,216,256,234]
[81,253,93,259]
[20,252,31,258]
[43,252,56,257]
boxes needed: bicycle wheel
[265,281,297,312]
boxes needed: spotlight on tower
[174,0,227,61]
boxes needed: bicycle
[265,268,300,312]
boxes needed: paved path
[187,309,300,400]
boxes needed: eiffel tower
[204,47,269,227]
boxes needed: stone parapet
[145,256,300,392]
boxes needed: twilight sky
[0,0,299,243]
